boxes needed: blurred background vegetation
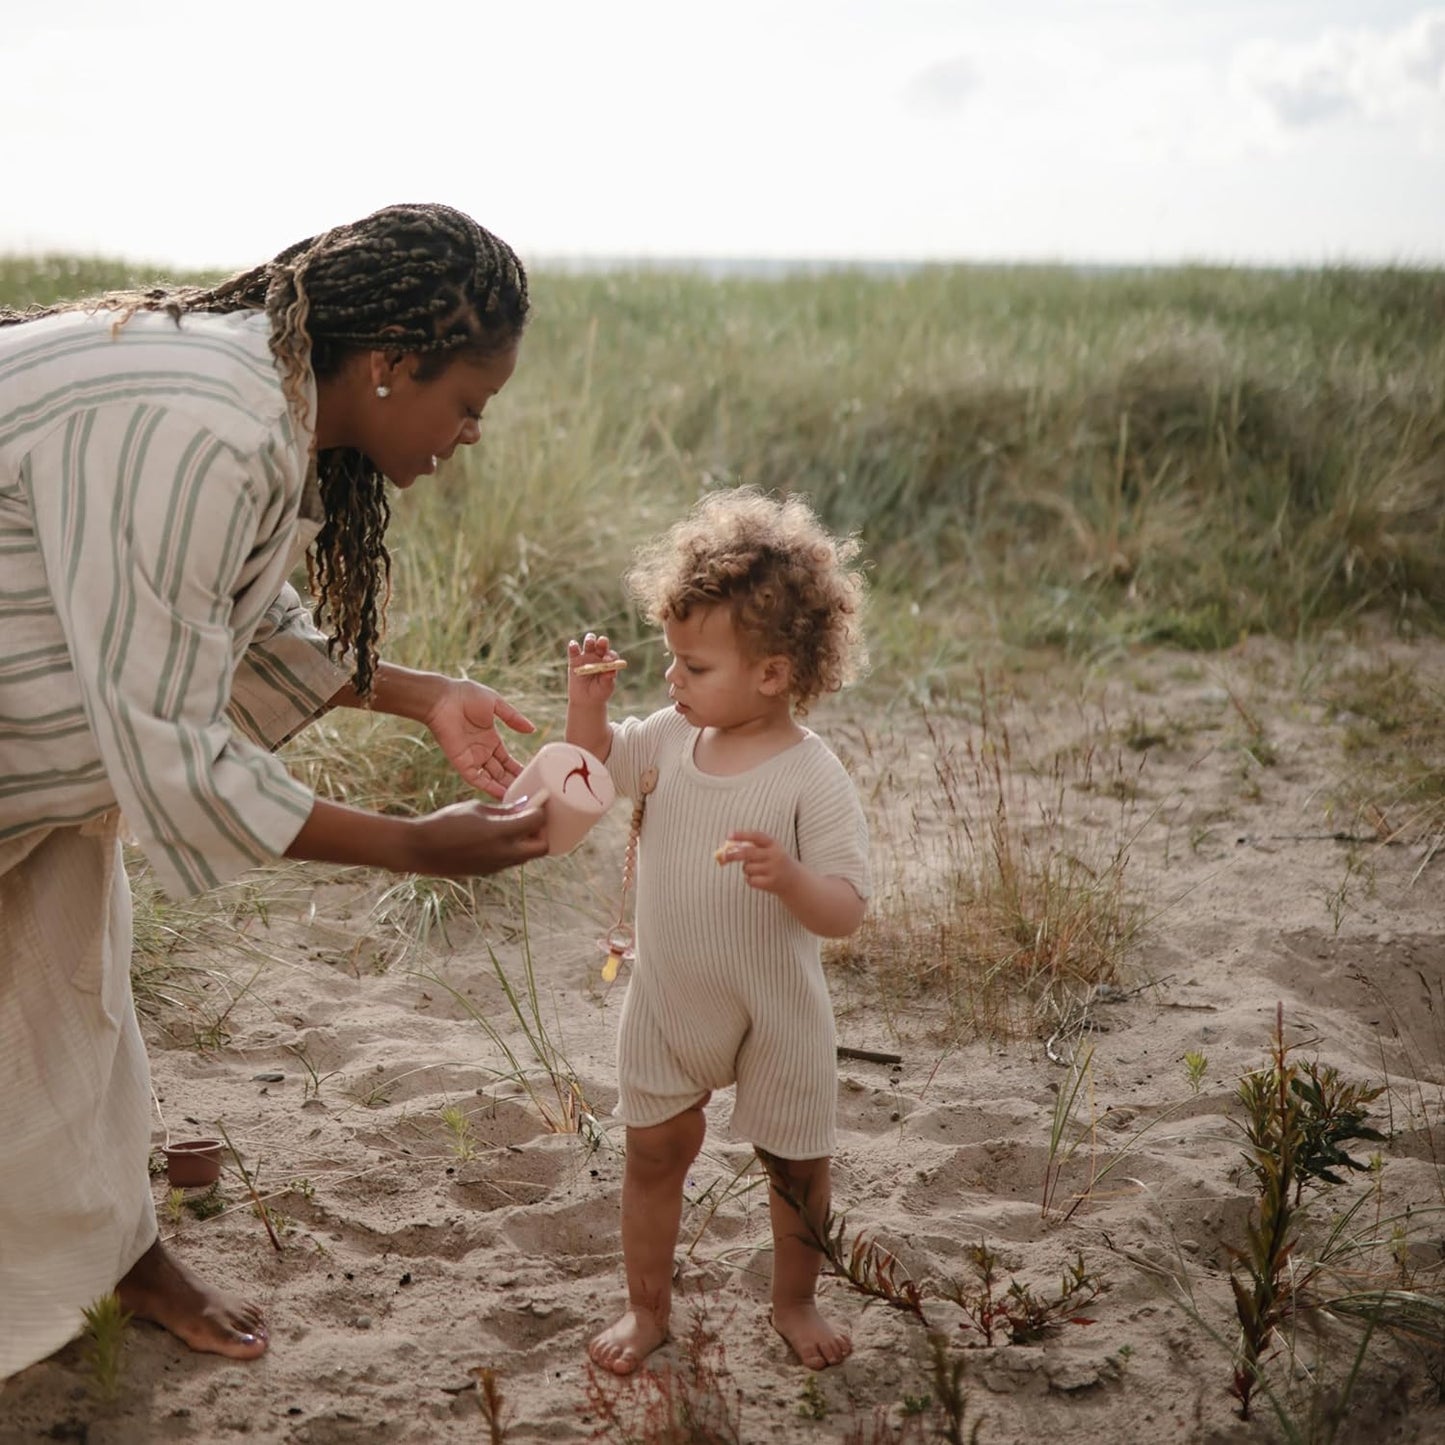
[5,252,1442,807]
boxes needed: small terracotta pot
[164,1138,223,1188]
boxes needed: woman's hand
[285,794,549,875]
[404,796,550,875]
[422,677,535,799]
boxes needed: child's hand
[715,831,797,895]
[567,632,626,702]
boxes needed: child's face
[662,607,786,730]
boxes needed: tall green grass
[7,253,1440,684]
[406,262,1445,689]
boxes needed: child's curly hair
[626,487,868,715]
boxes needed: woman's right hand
[404,796,550,876]
[285,795,549,876]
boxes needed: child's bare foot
[771,1302,852,1370]
[117,1239,268,1360]
[588,1307,668,1376]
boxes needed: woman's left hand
[423,678,535,798]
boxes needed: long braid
[1,203,528,698]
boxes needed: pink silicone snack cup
[503,742,616,856]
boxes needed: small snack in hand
[714,842,733,865]
[574,658,628,677]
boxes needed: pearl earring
[375,385,391,399]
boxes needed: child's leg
[764,1154,852,1370]
[589,1101,708,1376]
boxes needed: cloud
[1231,9,1445,137]
[902,54,980,118]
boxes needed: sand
[3,635,1443,1444]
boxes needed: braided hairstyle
[0,203,529,698]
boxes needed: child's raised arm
[565,631,623,762]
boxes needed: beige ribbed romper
[606,708,871,1159]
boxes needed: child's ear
[758,656,792,697]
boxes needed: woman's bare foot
[588,1307,668,1376]
[771,1302,852,1370]
[116,1239,268,1360]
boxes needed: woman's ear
[367,331,411,393]
[366,349,399,393]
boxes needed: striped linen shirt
[0,308,351,897]
[606,707,871,1157]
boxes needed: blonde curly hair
[626,487,868,714]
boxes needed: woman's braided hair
[0,202,529,697]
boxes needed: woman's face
[359,343,519,488]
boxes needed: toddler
[566,486,870,1375]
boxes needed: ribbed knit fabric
[606,708,870,1159]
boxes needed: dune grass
[5,252,1442,1035]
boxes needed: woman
[0,203,548,1379]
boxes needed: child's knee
[627,1107,707,1174]
[763,1154,832,1209]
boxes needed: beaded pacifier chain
[598,765,658,982]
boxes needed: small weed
[581,1300,744,1444]
[285,1041,338,1101]
[1184,1049,1209,1093]
[1227,1004,1387,1419]
[416,875,600,1140]
[80,1292,132,1403]
[831,695,1142,1044]
[442,1104,479,1162]
[798,1374,828,1419]
[927,1331,983,1445]
[185,1184,226,1221]
[468,1364,510,1443]
[939,1242,1102,1346]
[758,1147,1103,1350]
[218,1122,283,1252]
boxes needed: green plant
[415,875,600,1138]
[184,1183,226,1221]
[1184,1049,1208,1093]
[1227,1004,1388,1420]
[217,1122,283,1252]
[758,1147,1102,1347]
[80,1292,132,1403]
[797,1374,828,1419]
[939,1242,1101,1346]
[442,1104,479,1162]
[830,697,1144,1045]
[1042,1044,1095,1217]
[285,1040,339,1101]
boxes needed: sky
[3,1,1443,270]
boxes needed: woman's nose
[458,419,482,446]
